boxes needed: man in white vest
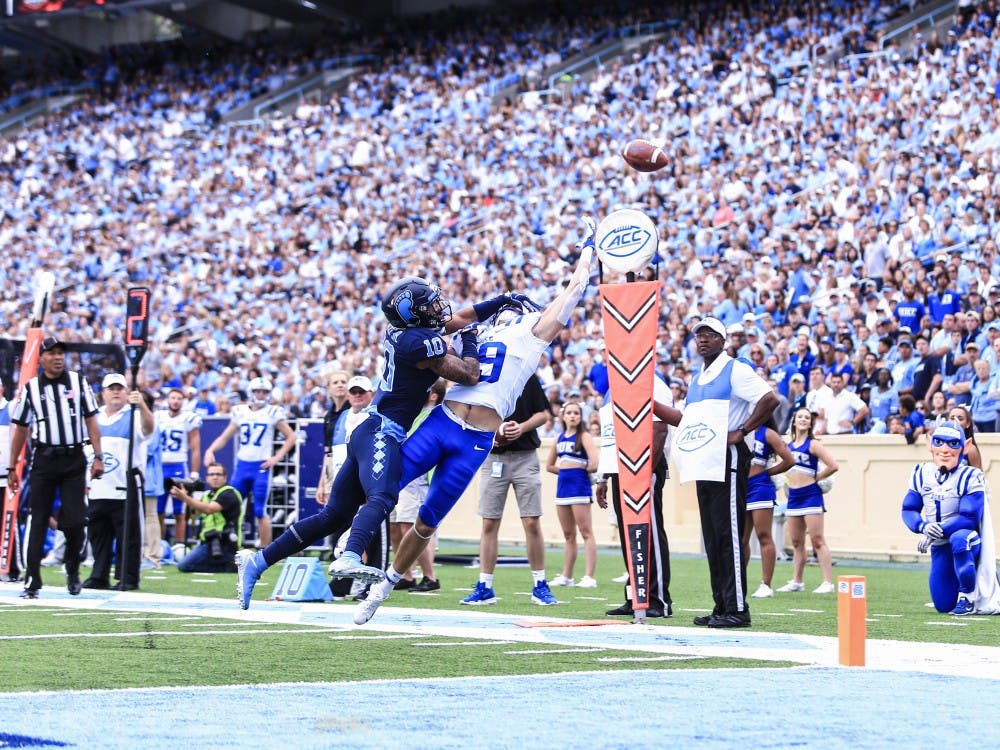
[672,317,778,628]
[84,373,154,591]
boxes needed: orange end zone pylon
[837,575,867,667]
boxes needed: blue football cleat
[951,596,975,616]
[461,582,497,606]
[235,549,266,610]
[328,552,385,585]
[531,580,558,606]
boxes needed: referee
[7,337,103,599]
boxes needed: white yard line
[505,648,604,655]
[413,640,517,647]
[595,655,697,662]
[1,587,998,679]
[0,627,344,640]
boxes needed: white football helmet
[248,377,272,407]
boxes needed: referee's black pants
[611,458,671,610]
[24,451,88,592]
[88,496,142,588]
[696,441,751,617]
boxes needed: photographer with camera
[170,462,243,573]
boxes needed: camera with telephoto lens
[204,524,239,559]
[163,477,206,494]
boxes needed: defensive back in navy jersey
[374,326,449,431]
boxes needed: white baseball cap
[102,373,127,389]
[692,317,727,337]
[347,375,374,392]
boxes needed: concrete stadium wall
[436,435,1000,562]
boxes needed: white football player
[156,387,202,546]
[353,220,598,624]
[204,378,295,547]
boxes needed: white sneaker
[40,553,62,568]
[353,581,392,625]
[348,578,366,598]
[776,580,805,593]
[751,582,773,598]
[577,575,598,588]
[812,581,835,594]
[550,574,574,587]
[612,572,629,583]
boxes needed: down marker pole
[837,575,866,667]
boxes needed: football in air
[621,139,669,173]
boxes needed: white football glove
[917,534,932,554]
[576,217,596,251]
[921,521,945,540]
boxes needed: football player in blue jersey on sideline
[902,420,1000,615]
[352,221,605,624]
[236,278,533,608]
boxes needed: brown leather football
[621,139,669,173]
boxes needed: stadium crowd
[2,0,1000,437]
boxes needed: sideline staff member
[8,337,103,598]
[673,318,778,628]
[170,462,243,573]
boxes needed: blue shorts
[157,462,187,516]
[399,405,495,528]
[231,460,271,518]
[786,484,824,516]
[746,472,777,512]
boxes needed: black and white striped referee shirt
[9,370,99,447]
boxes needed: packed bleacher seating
[2,0,1000,436]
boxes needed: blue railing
[879,1,957,48]
[545,19,680,91]
[250,54,378,120]
[0,81,95,132]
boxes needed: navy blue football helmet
[381,277,452,330]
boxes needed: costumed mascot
[901,420,1000,615]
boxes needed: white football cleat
[812,581,836,594]
[353,582,391,625]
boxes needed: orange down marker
[837,575,866,666]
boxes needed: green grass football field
[1,544,997,694]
